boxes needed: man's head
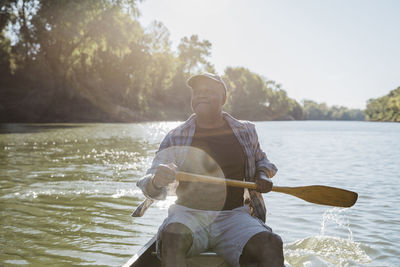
[187,73,227,118]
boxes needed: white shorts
[156,204,272,267]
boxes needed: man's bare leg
[161,223,193,267]
[240,231,284,267]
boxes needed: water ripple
[1,121,399,266]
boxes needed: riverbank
[0,99,364,123]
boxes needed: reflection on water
[0,124,83,134]
[1,121,399,266]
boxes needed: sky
[138,0,400,109]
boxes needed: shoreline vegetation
[0,1,398,123]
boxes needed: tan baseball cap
[187,73,227,94]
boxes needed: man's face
[191,79,225,117]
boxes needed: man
[137,73,284,267]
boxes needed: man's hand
[255,171,273,193]
[152,163,177,188]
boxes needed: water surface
[1,121,399,266]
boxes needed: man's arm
[250,124,277,193]
[136,173,167,200]
[254,141,278,178]
[136,133,177,200]
[250,123,278,178]
[254,144,276,193]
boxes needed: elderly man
[137,73,284,267]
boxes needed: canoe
[123,235,257,267]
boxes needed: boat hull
[123,236,257,267]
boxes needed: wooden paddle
[131,171,358,217]
[177,171,358,207]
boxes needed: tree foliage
[302,100,365,121]
[178,35,214,76]
[365,87,400,122]
[0,0,365,122]
[223,67,302,120]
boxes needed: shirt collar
[185,112,245,130]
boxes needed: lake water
[1,121,399,267]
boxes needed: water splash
[284,235,371,266]
[284,208,371,266]
[320,208,352,240]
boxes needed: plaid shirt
[136,112,277,222]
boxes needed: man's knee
[242,231,284,264]
[247,231,282,250]
[257,232,284,265]
[266,232,283,248]
[161,223,193,253]
[258,231,283,252]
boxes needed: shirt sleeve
[251,124,278,176]
[136,132,174,200]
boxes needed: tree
[140,21,176,119]
[177,35,214,76]
[365,87,400,122]
[1,0,149,122]
[160,34,215,120]
[302,100,329,120]
[223,67,299,120]
[288,99,303,120]
[0,0,367,123]
[302,100,365,121]
[223,67,267,120]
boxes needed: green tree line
[365,87,400,122]
[302,100,365,121]
[0,0,364,122]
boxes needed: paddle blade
[272,185,358,207]
[131,198,154,217]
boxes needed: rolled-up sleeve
[136,133,173,200]
[136,173,167,200]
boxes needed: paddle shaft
[177,171,358,208]
[177,171,258,189]
[131,172,358,217]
